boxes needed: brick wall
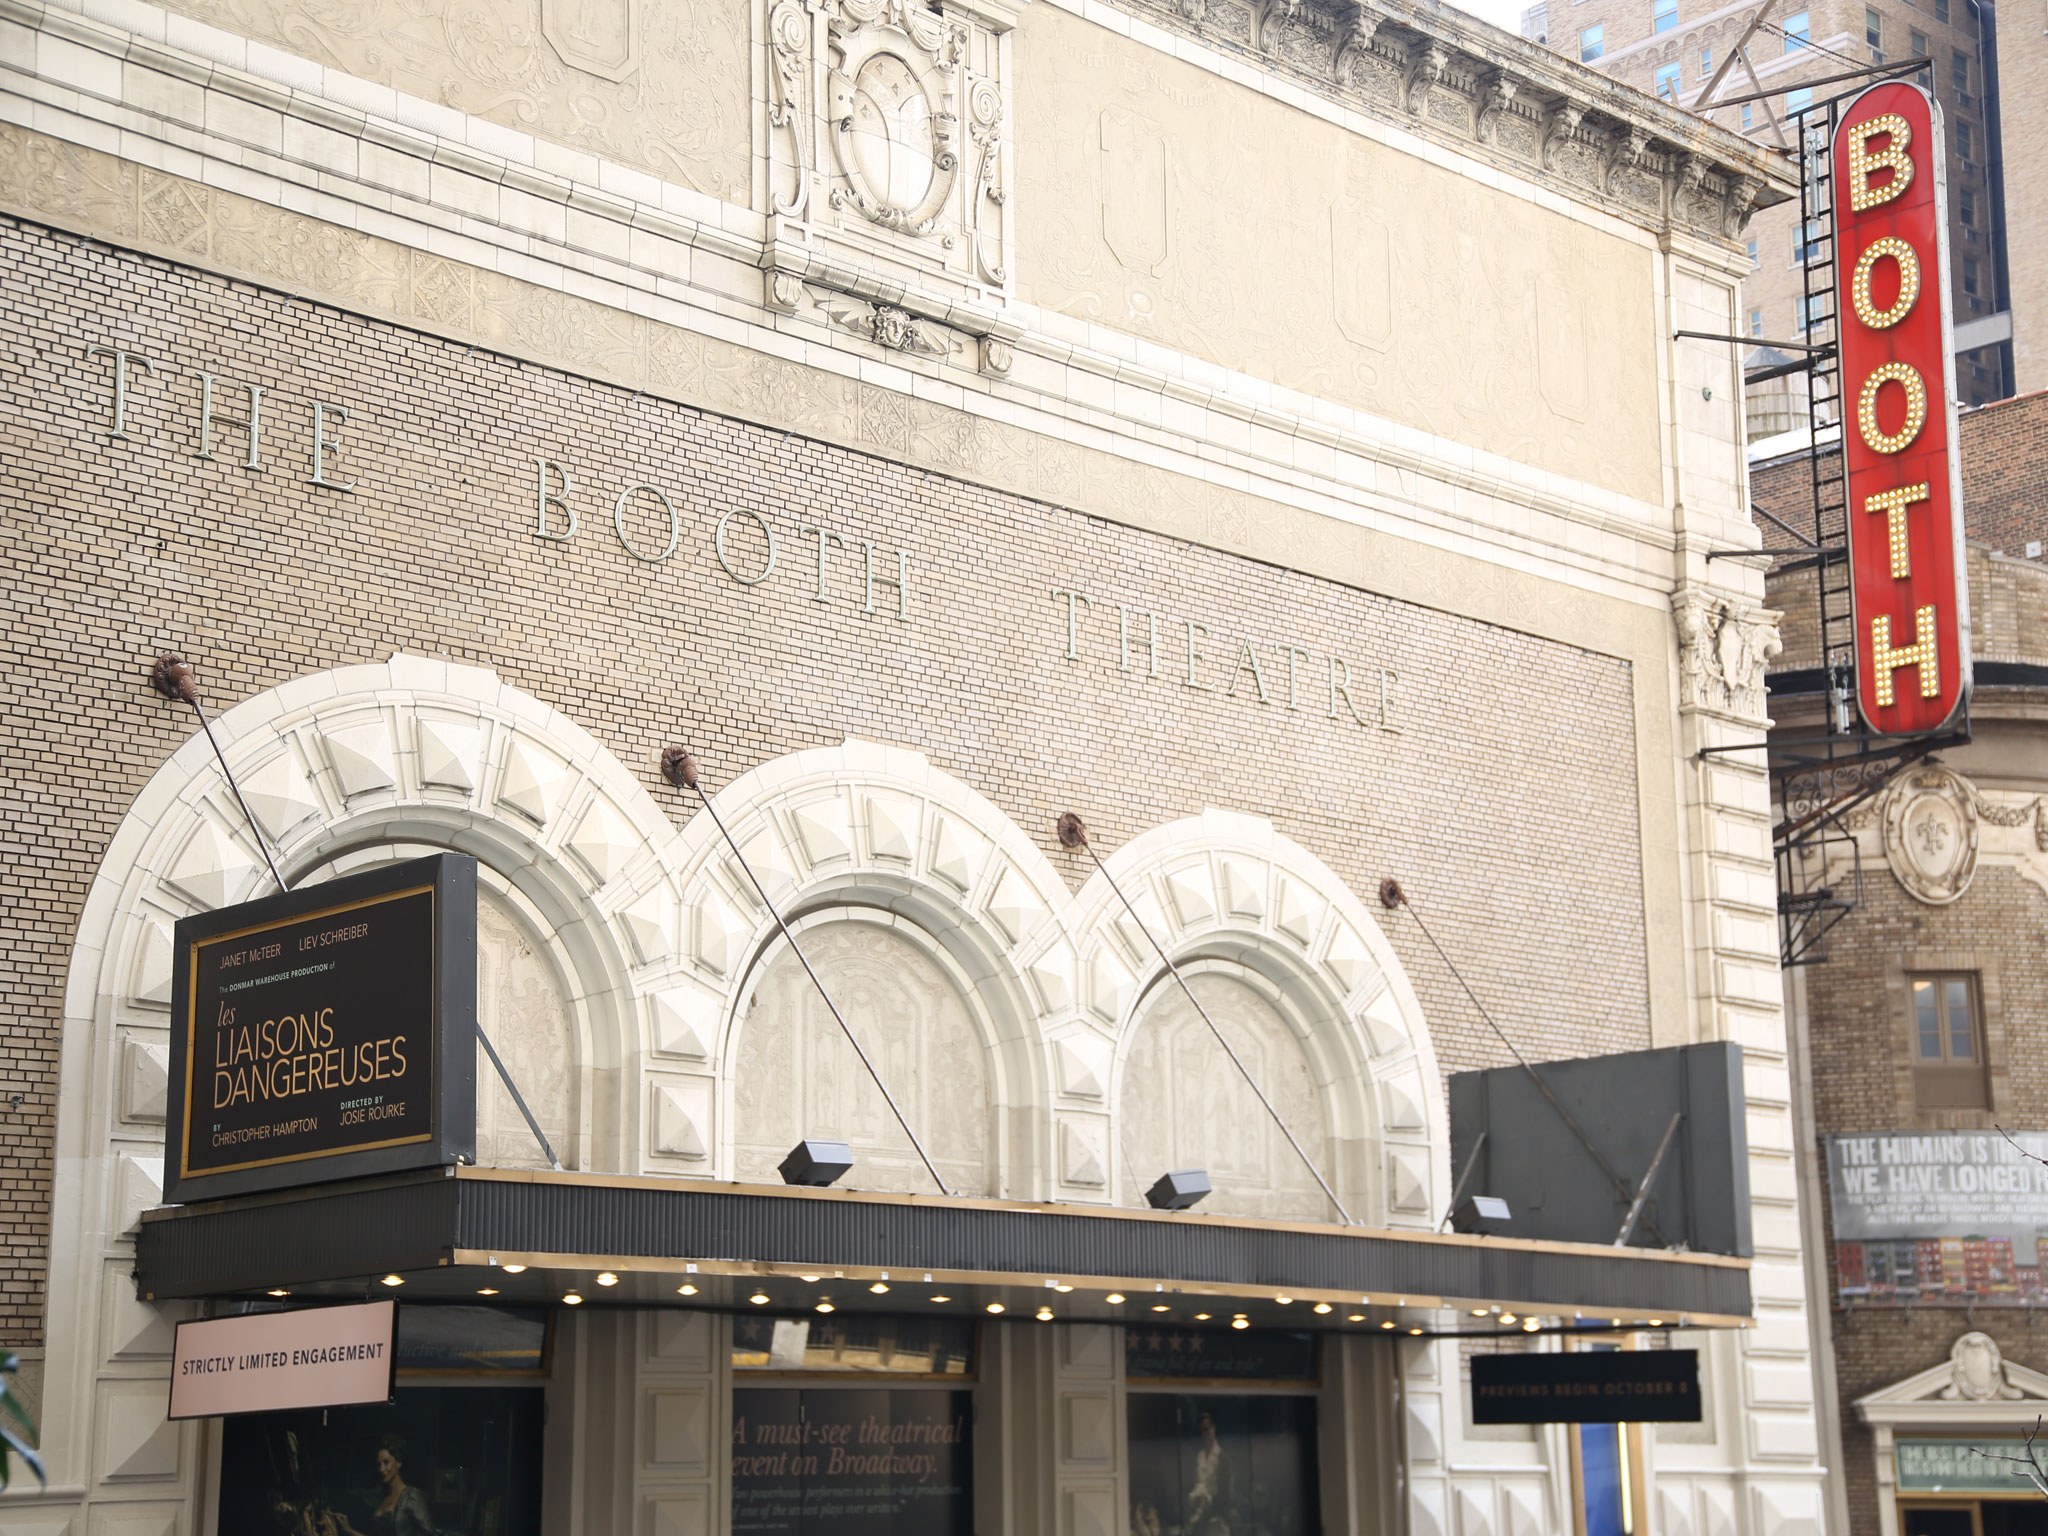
[1756,387,2048,670]
[0,219,1660,1345]
[1802,865,2048,1533]
[2001,0,2048,394]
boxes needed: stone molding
[1674,587,1783,720]
[0,0,1759,565]
[1066,0,1793,242]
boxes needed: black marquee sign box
[1470,1349,1702,1425]
[164,853,478,1202]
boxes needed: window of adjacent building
[1961,186,1977,226]
[1964,255,1981,295]
[1783,10,1810,50]
[1701,44,1713,74]
[1867,8,1883,46]
[1952,48,1969,88]
[1655,0,1679,31]
[1749,306,1765,336]
[1794,216,1824,261]
[1911,26,1929,61]
[1746,237,1760,268]
[1580,24,1604,60]
[1934,0,1950,22]
[1795,293,1822,333]
[1655,61,1683,98]
[1957,120,1974,158]
[1786,85,1814,116]
[1741,101,1755,130]
[1912,974,1987,1108]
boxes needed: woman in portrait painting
[328,1435,442,1536]
[1185,1411,1232,1536]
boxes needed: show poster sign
[1828,1131,2048,1305]
[1830,80,1971,735]
[169,1300,396,1419]
[165,853,477,1201]
[1470,1350,1701,1424]
[732,1387,971,1536]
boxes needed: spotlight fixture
[477,1288,500,1297]
[380,1274,405,1288]
[267,1288,290,1298]
[1408,1326,1424,1336]
[800,1274,822,1283]
[1313,1302,1333,1315]
[749,1292,771,1305]
[1231,1317,1251,1331]
[869,1282,891,1295]
[1449,1194,1513,1235]
[1145,1168,1212,1211]
[596,1272,619,1287]
[502,1265,528,1275]
[1194,1313,1212,1321]
[986,1302,1005,1315]
[1347,1314,1367,1323]
[1053,1283,1074,1293]
[1379,1321,1397,1330]
[1522,1318,1542,1332]
[930,1295,951,1304]
[1275,1295,1293,1306]
[563,1293,584,1306]
[678,1283,699,1296]
[816,1302,836,1314]
[1105,1293,1127,1305]
[1470,1308,1491,1318]
[779,1139,855,1187]
[1150,1304,1169,1313]
[1036,1307,1055,1322]
[1649,1318,1663,1328]
[1500,1313,1518,1326]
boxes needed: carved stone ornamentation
[765,269,806,314]
[980,336,1014,376]
[826,0,969,235]
[1541,98,1587,172]
[1332,1,1383,77]
[1941,1332,2025,1402]
[1674,592,1782,719]
[1882,766,1980,906]
[1723,173,1765,238]
[767,0,813,217]
[819,295,956,356]
[1475,72,1518,144]
[1603,125,1651,196]
[1403,42,1450,116]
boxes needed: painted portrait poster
[215,1386,545,1536]
[1125,1394,1319,1536]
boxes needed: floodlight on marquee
[1829,80,1971,735]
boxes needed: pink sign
[169,1300,396,1420]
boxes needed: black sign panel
[1470,1349,1701,1424]
[165,853,477,1201]
[1124,1327,1318,1383]
[732,1387,971,1535]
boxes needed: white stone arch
[650,740,1070,1198]
[1066,808,1448,1227]
[36,653,677,1507]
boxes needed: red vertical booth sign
[1830,81,1971,735]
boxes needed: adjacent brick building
[1757,388,2048,1536]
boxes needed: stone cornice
[1075,0,1797,241]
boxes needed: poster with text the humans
[1125,1394,1319,1536]
[215,1385,544,1536]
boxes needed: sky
[1445,0,1534,35]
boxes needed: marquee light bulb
[477,1288,499,1297]
[929,1295,951,1304]
[1231,1317,1251,1331]
[750,1292,771,1305]
[678,1283,699,1296]
[563,1293,583,1306]
[596,1272,619,1287]
[502,1265,528,1275]
[1347,1314,1366,1323]
[816,1302,835,1314]
[1312,1302,1333,1315]
[1105,1293,1126,1305]
[1036,1308,1055,1322]
[986,1302,1005,1315]
[267,1288,290,1298]
[869,1282,891,1295]
[1151,1304,1170,1313]
[380,1274,405,1288]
